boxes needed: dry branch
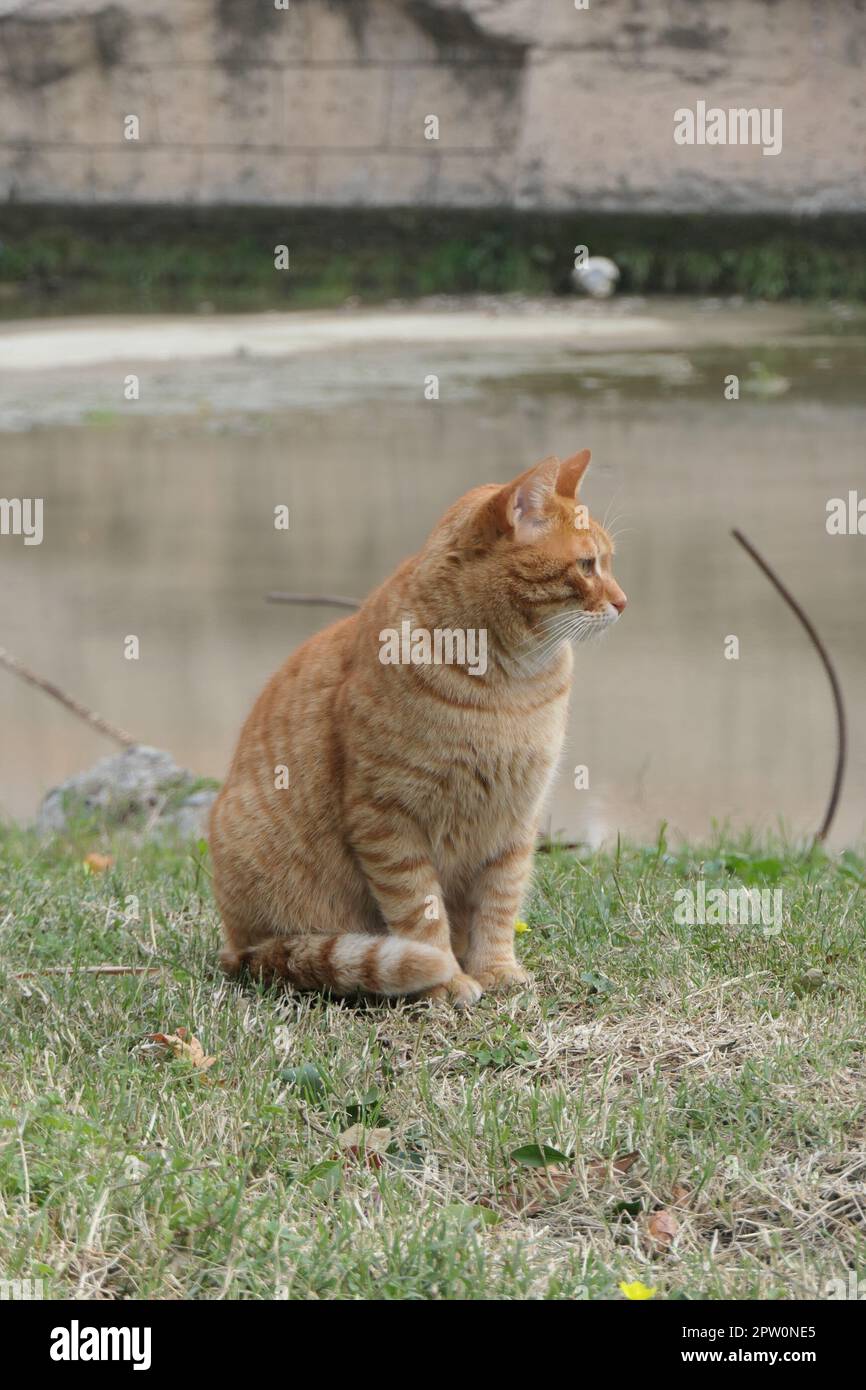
[13,965,162,979]
[0,645,136,748]
[266,592,361,610]
[731,528,847,845]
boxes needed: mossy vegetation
[1,207,865,317]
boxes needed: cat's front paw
[421,970,483,1010]
[468,962,531,993]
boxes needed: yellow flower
[619,1280,656,1300]
[514,920,530,935]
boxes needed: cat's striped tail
[220,933,453,997]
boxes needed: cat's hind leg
[346,803,483,1008]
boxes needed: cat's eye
[578,556,596,576]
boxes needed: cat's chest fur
[401,674,571,875]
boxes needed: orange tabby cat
[210,451,626,1007]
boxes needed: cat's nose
[610,591,627,614]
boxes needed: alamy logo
[826,491,866,535]
[674,101,782,157]
[50,1320,152,1371]
[0,497,43,545]
[0,1278,43,1299]
[378,619,487,676]
[674,879,782,935]
[825,1271,866,1300]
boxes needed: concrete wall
[0,0,864,211]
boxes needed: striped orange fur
[210,451,626,1006]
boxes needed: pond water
[1,300,864,848]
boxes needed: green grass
[2,207,866,317]
[1,825,865,1300]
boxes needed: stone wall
[0,0,863,211]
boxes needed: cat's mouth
[570,605,620,641]
[596,600,623,626]
[556,602,621,635]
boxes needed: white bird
[571,256,620,299]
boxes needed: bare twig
[0,646,136,748]
[731,529,847,845]
[12,965,162,979]
[266,592,361,610]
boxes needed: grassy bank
[1,826,864,1300]
[1,208,866,317]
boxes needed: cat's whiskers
[515,625,575,673]
[518,608,609,671]
[601,487,622,533]
[530,612,591,649]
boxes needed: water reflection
[1,321,864,847]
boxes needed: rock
[167,788,220,840]
[36,744,219,839]
[571,257,621,299]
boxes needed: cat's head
[431,451,626,655]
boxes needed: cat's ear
[497,455,560,541]
[556,448,591,498]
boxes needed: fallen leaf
[519,1168,581,1215]
[510,1143,571,1168]
[302,1159,342,1197]
[671,1183,691,1206]
[83,852,114,873]
[612,1198,643,1218]
[619,1280,656,1300]
[281,1063,327,1101]
[345,1086,384,1124]
[499,1166,575,1216]
[797,968,826,993]
[647,1209,679,1248]
[501,1148,639,1216]
[443,1202,502,1228]
[587,1150,640,1179]
[338,1124,392,1167]
[144,1028,216,1070]
[580,969,614,995]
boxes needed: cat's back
[230,613,354,765]
[211,611,359,875]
